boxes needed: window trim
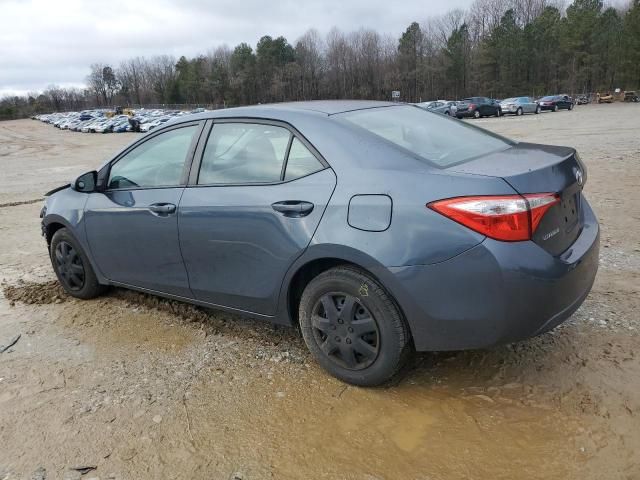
[104,120,206,192]
[187,117,329,188]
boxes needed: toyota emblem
[575,169,583,186]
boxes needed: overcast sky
[0,0,476,97]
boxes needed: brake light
[428,193,559,241]
[468,103,476,109]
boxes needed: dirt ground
[0,104,639,480]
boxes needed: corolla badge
[575,168,583,186]
[543,227,560,241]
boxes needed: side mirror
[72,171,98,193]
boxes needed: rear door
[179,120,336,315]
[85,122,203,297]
[481,98,494,116]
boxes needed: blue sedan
[41,101,599,386]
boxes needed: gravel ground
[0,104,639,479]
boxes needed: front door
[179,121,336,315]
[85,123,202,297]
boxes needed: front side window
[198,123,290,184]
[108,125,197,189]
[338,105,513,168]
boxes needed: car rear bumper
[539,104,557,110]
[455,110,476,118]
[385,200,599,351]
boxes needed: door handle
[272,201,314,217]
[148,203,176,215]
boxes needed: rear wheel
[569,103,574,110]
[50,228,106,299]
[299,266,412,386]
[535,105,541,114]
[553,104,559,112]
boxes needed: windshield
[338,105,513,168]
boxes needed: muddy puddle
[3,280,630,479]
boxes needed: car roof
[183,100,399,123]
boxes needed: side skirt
[108,281,293,326]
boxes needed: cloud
[0,0,473,95]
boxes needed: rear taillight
[468,103,476,109]
[428,193,559,242]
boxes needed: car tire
[473,110,481,119]
[444,110,450,116]
[569,103,574,110]
[516,107,523,116]
[535,106,541,114]
[553,105,559,112]
[50,228,107,300]
[299,266,413,386]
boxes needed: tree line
[2,0,639,120]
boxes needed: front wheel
[569,103,574,110]
[299,267,412,386]
[50,228,107,299]
[473,110,481,119]
[516,107,523,116]
[535,106,541,114]
[553,105,559,112]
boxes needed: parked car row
[32,108,208,133]
[416,94,578,119]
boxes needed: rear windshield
[540,96,556,101]
[337,105,513,168]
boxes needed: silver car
[416,100,457,116]
[500,97,541,116]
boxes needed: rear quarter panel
[290,116,518,268]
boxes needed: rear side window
[198,123,290,184]
[285,138,324,181]
[338,105,512,168]
[108,125,197,189]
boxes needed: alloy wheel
[54,241,85,291]
[311,293,380,370]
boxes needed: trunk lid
[448,142,586,255]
